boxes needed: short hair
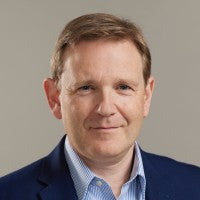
[51,13,151,86]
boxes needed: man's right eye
[78,85,94,91]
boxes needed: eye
[118,84,131,90]
[76,85,96,95]
[78,85,94,91]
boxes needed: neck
[81,145,135,198]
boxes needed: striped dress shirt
[64,136,146,200]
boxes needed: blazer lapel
[36,136,175,200]
[37,135,78,200]
[38,174,78,200]
[140,149,175,200]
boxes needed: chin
[88,141,131,161]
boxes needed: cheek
[61,96,94,128]
[117,96,145,123]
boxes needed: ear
[143,76,155,117]
[43,78,62,119]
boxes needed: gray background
[0,0,200,176]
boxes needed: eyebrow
[70,78,139,88]
[70,80,96,89]
[114,78,139,87]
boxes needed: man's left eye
[118,85,131,90]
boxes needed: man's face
[45,40,154,162]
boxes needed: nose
[96,90,116,117]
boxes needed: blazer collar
[140,149,175,200]
[37,135,78,200]
[36,135,175,200]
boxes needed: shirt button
[96,180,103,187]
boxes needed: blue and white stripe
[64,136,146,200]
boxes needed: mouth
[90,126,120,132]
[93,127,118,129]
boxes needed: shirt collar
[130,140,146,199]
[64,136,146,200]
[64,137,95,199]
[130,140,146,180]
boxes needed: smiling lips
[91,126,120,132]
[93,127,118,129]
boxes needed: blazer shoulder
[140,149,200,199]
[142,149,200,182]
[0,136,68,200]
[0,157,45,199]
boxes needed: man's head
[50,13,151,87]
[44,13,154,163]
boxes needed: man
[0,13,200,200]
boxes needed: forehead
[67,39,142,62]
[62,39,144,84]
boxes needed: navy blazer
[0,135,200,200]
